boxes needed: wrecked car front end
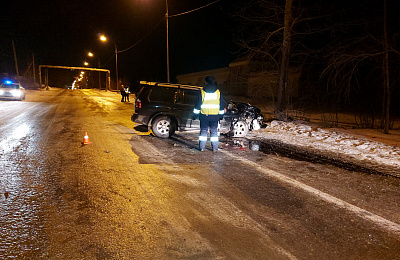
[220,101,264,137]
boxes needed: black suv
[131,81,263,138]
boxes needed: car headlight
[0,90,4,95]
[12,90,21,97]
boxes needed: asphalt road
[1,89,399,259]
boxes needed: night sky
[0,0,240,84]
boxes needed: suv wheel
[232,120,249,137]
[152,116,175,138]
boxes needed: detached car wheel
[152,116,175,138]
[233,120,249,137]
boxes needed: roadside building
[176,67,229,93]
[177,56,301,102]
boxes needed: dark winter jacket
[194,83,226,121]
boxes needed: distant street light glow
[84,62,89,66]
[88,52,102,90]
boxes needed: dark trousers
[199,117,219,150]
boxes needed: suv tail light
[135,98,142,109]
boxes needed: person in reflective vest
[120,87,126,102]
[192,76,225,152]
[124,86,130,102]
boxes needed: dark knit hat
[205,76,216,84]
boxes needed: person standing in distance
[192,76,225,152]
[124,86,130,102]
[120,85,126,102]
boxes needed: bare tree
[234,0,333,119]
[320,0,400,133]
[235,0,400,130]
[276,0,293,118]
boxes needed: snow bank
[251,120,400,170]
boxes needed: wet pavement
[1,88,399,259]
[220,138,397,176]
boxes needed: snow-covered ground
[250,120,400,177]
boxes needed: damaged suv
[131,81,263,138]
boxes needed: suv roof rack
[139,81,202,90]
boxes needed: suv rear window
[149,87,176,103]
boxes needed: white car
[0,81,26,101]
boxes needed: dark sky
[0,0,240,84]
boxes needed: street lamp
[165,0,170,82]
[99,34,119,90]
[84,61,89,66]
[88,52,102,90]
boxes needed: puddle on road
[220,138,259,151]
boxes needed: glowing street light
[88,52,102,90]
[99,34,119,90]
[84,61,89,66]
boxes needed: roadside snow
[250,120,400,172]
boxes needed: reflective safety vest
[200,89,220,115]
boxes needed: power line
[169,0,221,18]
[118,17,165,54]
[117,0,222,54]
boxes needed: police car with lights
[0,80,26,101]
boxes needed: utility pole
[98,58,102,90]
[115,44,119,90]
[166,0,170,82]
[32,53,36,83]
[382,0,390,134]
[12,40,20,82]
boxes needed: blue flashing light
[5,80,13,84]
